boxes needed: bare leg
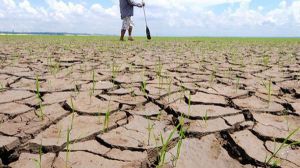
[128,26,134,41]
[120,29,126,41]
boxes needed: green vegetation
[1,35,300,168]
[111,60,119,80]
[35,75,41,100]
[91,68,96,94]
[141,68,147,96]
[65,127,71,168]
[265,128,300,166]
[70,98,75,130]
[262,79,272,104]
[146,119,154,146]
[103,102,111,132]
[263,55,270,66]
[157,125,179,168]
[35,75,44,120]
[33,142,43,168]
[0,83,5,92]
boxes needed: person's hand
[138,2,145,8]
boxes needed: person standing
[119,0,145,41]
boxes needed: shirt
[119,0,142,19]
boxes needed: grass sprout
[103,101,111,132]
[33,141,43,168]
[70,98,75,130]
[263,55,270,66]
[157,125,179,168]
[65,127,71,168]
[265,127,300,166]
[146,119,154,146]
[35,75,41,100]
[111,60,119,80]
[262,79,272,104]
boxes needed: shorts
[122,17,134,30]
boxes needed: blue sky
[0,0,299,37]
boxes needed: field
[0,35,299,168]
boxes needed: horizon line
[0,31,299,38]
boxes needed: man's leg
[128,17,134,41]
[128,26,134,41]
[120,29,126,41]
[128,26,132,36]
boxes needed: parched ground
[0,36,299,168]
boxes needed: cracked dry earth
[0,36,300,168]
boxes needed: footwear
[120,38,125,41]
[128,37,134,41]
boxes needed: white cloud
[46,0,85,15]
[91,4,105,12]
[0,0,299,36]
[290,1,300,24]
[19,0,38,15]
[90,3,118,17]
[147,0,249,9]
[2,0,16,9]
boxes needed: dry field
[0,36,299,168]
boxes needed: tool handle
[142,0,148,26]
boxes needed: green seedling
[263,55,270,66]
[33,141,43,168]
[65,127,71,168]
[157,124,180,168]
[155,58,163,91]
[70,98,75,130]
[265,127,300,166]
[141,80,147,96]
[156,58,163,77]
[88,88,93,104]
[35,75,41,101]
[38,102,45,120]
[103,102,111,132]
[0,83,5,92]
[50,59,60,76]
[35,76,44,120]
[174,135,183,167]
[91,68,96,94]
[111,60,119,80]
[146,119,154,146]
[262,79,272,104]
[174,121,187,167]
[141,68,147,96]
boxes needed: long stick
[142,0,148,26]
